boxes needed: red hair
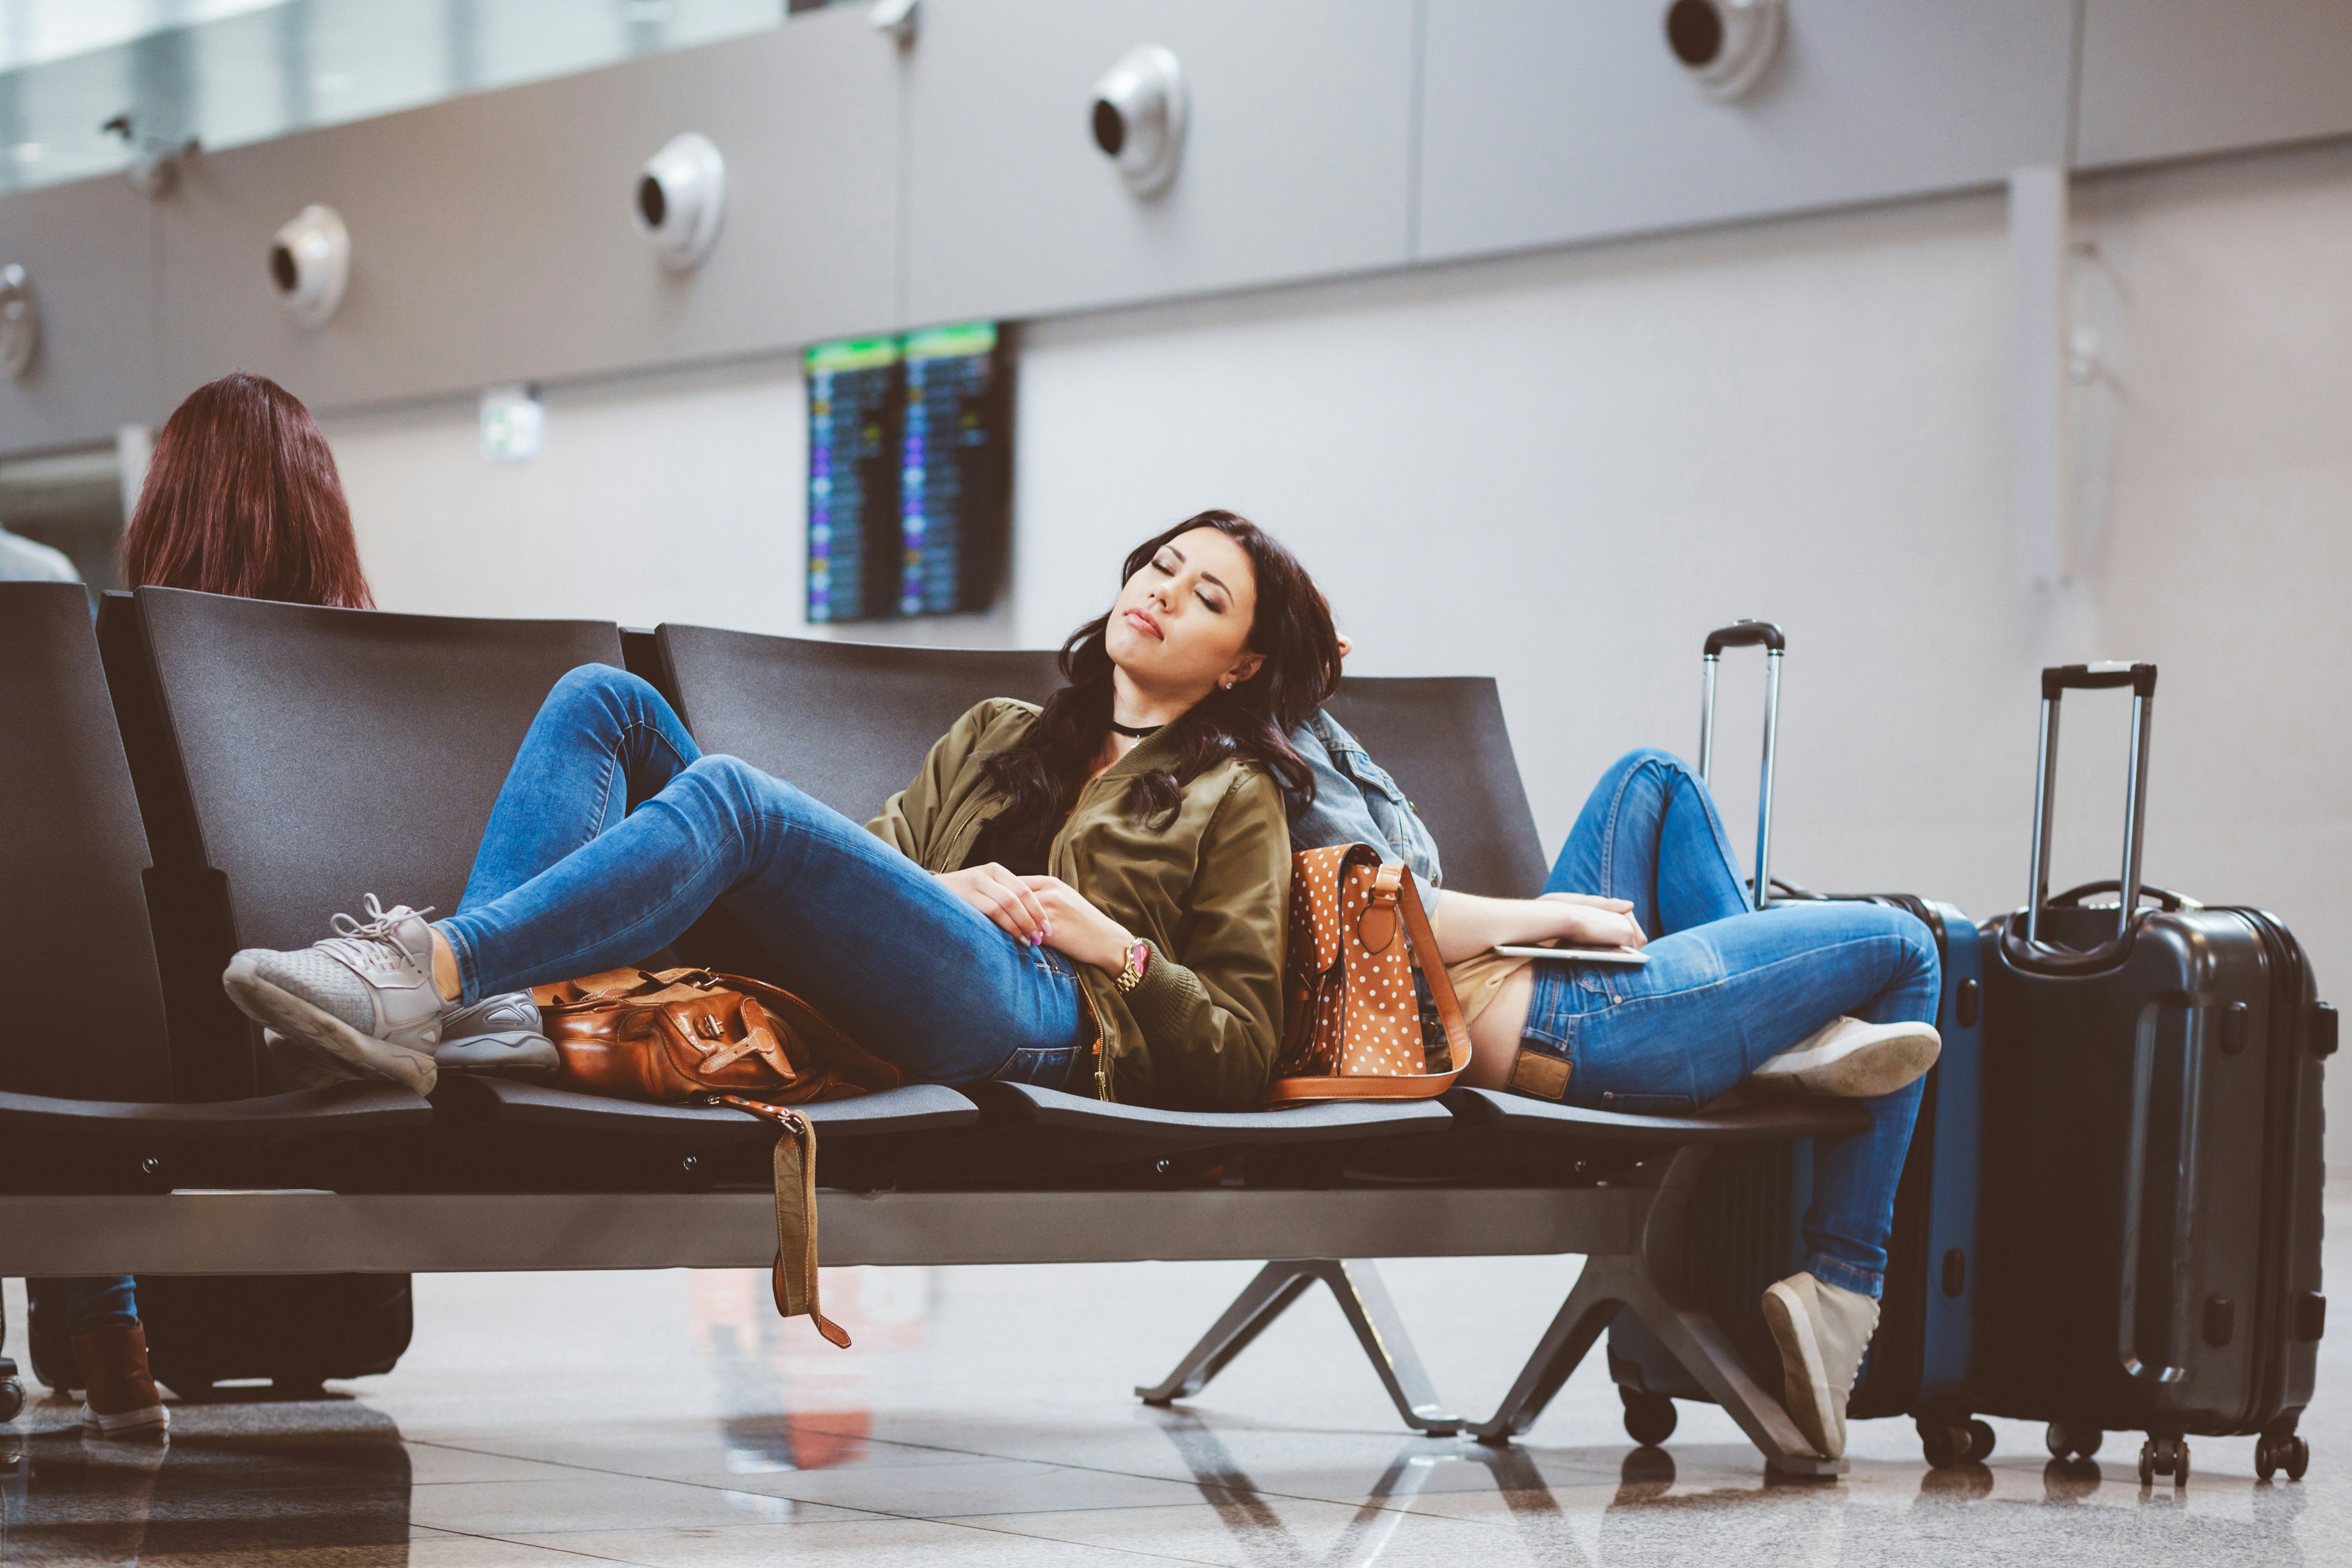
[122,372,375,609]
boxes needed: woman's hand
[1020,875,1137,973]
[938,863,1053,945]
[1537,891,1647,949]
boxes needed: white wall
[328,361,809,634]
[1010,193,2053,908]
[318,135,2352,1158]
[326,360,1012,646]
[2072,138,2352,1014]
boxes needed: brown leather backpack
[529,967,903,1344]
[1265,844,1471,1105]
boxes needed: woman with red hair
[49,373,374,1436]
[122,371,374,606]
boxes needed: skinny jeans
[1525,749,1939,1297]
[436,665,1087,1088]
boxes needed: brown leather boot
[71,1324,170,1436]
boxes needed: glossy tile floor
[6,1196,2348,1567]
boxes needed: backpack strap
[709,1095,850,1349]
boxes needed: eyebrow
[1158,541,1229,597]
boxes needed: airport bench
[0,582,1864,1475]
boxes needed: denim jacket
[1287,710,1444,900]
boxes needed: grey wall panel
[1417,0,2076,265]
[0,179,159,456]
[159,97,492,415]
[903,0,1415,326]
[477,10,901,384]
[2076,0,2352,170]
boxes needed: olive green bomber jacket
[864,699,1291,1110]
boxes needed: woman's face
[1102,526,1265,703]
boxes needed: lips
[1124,608,1163,640]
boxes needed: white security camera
[634,132,726,271]
[1663,0,1784,100]
[269,205,350,328]
[1090,45,1186,197]
[0,263,39,380]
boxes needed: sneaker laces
[318,893,438,979]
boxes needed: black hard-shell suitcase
[1606,623,1991,1467]
[1973,662,2332,1484]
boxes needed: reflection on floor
[4,1197,2346,1566]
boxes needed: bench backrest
[1325,677,1548,897]
[134,588,624,953]
[657,626,1548,896]
[0,582,176,1098]
[657,625,1062,818]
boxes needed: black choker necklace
[1109,718,1164,739]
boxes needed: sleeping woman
[223,510,1340,1112]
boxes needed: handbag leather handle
[1389,862,1472,1077]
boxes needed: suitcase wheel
[0,1368,24,1425]
[2045,1422,2103,1461]
[2255,1431,2310,1483]
[1918,1417,1994,1469]
[2139,1436,2190,1487]
[1619,1389,1678,1447]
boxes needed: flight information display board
[804,322,1008,624]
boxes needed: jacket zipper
[931,791,997,872]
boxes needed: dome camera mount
[1664,0,1784,101]
[1090,45,1187,197]
[635,132,727,271]
[1,263,40,380]
[269,205,350,328]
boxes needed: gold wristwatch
[1114,938,1152,993]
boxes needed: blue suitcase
[1604,624,1989,1467]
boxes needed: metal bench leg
[1468,1146,1843,1480]
[1138,1258,1462,1435]
[1464,1250,1630,1447]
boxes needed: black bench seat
[937,1082,1454,1182]
[1444,1086,1871,1145]
[431,1077,978,1139]
[0,1081,429,1140]
[0,1080,433,1194]
[973,1082,1453,1147]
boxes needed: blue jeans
[437,665,1087,1088]
[20,1276,138,1340]
[1525,749,1938,1297]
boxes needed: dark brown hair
[121,372,374,608]
[981,510,1341,831]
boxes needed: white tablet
[1493,944,1651,967]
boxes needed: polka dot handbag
[1265,843,1471,1105]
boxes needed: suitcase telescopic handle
[2018,661,2158,967]
[1698,620,1785,909]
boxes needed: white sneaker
[222,895,448,1094]
[258,1029,365,1089]
[434,991,560,1080]
[1761,1271,1879,1460]
[78,1400,170,1438]
[1749,1015,1940,1098]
